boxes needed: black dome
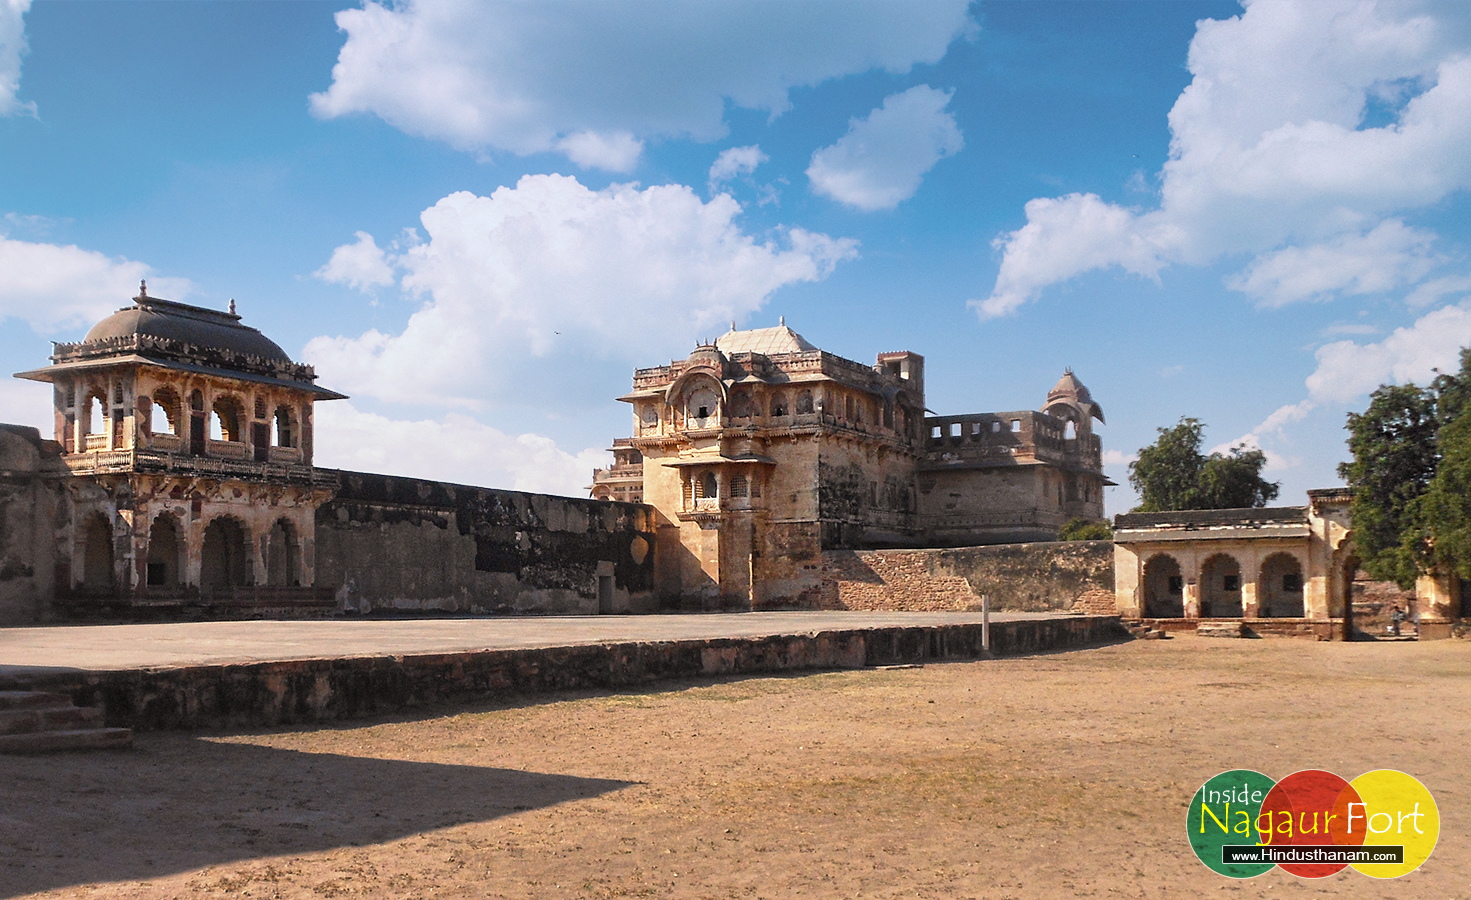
[84,294,291,363]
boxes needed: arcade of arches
[1113,490,1355,635]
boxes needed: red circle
[1258,769,1359,878]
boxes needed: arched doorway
[201,517,250,589]
[1200,554,1243,617]
[147,515,182,589]
[1143,554,1184,617]
[1259,552,1305,617]
[81,514,114,594]
[266,519,299,586]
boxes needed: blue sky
[4,0,1470,513]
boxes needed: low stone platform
[0,612,1127,731]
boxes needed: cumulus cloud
[0,236,191,332]
[0,0,34,118]
[313,402,605,495]
[303,174,858,407]
[807,85,963,211]
[1226,219,1439,306]
[708,145,768,192]
[977,0,1471,317]
[1305,301,1471,403]
[309,0,974,170]
[314,231,395,291]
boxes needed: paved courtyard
[0,611,1062,673]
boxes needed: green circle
[1187,769,1277,878]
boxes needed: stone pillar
[1184,579,1200,618]
[1414,570,1457,640]
[1241,579,1260,618]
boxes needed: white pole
[982,593,990,652]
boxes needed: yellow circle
[1348,770,1439,879]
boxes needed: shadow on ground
[0,736,632,897]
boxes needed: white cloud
[1405,272,1471,307]
[313,401,605,495]
[303,174,858,408]
[708,145,768,192]
[1101,449,1136,467]
[973,193,1165,318]
[308,0,974,170]
[0,236,191,333]
[977,0,1471,317]
[807,85,963,211]
[1305,301,1471,403]
[314,231,396,292]
[1226,219,1439,306]
[554,131,644,173]
[0,0,34,118]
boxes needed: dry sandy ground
[3,635,1468,899]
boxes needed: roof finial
[228,298,237,316]
[730,320,736,331]
[779,315,785,326]
[138,279,147,299]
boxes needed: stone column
[1414,570,1457,640]
[1241,579,1260,618]
[1184,579,1200,618]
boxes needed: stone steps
[1124,621,1168,640]
[0,690,131,754]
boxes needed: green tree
[1337,384,1441,587]
[1058,516,1112,541]
[1128,417,1279,512]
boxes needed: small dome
[83,292,291,363]
[1046,369,1105,424]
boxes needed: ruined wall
[316,471,657,615]
[816,441,917,549]
[0,427,61,626]
[821,540,1114,613]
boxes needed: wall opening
[598,575,614,614]
[147,515,182,588]
[267,519,300,586]
[1259,552,1305,617]
[81,513,114,594]
[1201,553,1243,617]
[1143,554,1184,617]
[201,517,250,589]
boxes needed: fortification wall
[0,427,61,627]
[820,540,1114,613]
[315,471,658,615]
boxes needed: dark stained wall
[316,471,657,615]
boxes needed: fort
[0,290,1113,626]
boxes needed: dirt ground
[3,635,1468,900]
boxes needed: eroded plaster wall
[0,427,61,626]
[820,541,1114,612]
[315,471,657,615]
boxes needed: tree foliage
[1059,516,1112,541]
[1128,417,1279,513]
[1337,384,1441,587]
[1341,348,1471,587]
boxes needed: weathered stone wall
[315,471,658,615]
[821,540,1114,613]
[0,426,61,626]
[13,615,1130,730]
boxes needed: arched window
[85,392,104,435]
[731,392,751,418]
[769,393,788,417]
[698,471,718,499]
[210,396,243,442]
[1064,420,1077,440]
[796,390,814,414]
[273,406,296,448]
[150,388,180,436]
